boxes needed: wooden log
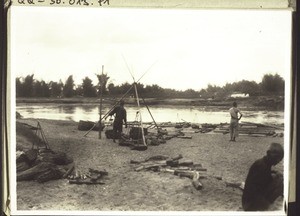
[88,168,108,176]
[130,145,148,151]
[172,154,183,161]
[69,179,105,185]
[192,180,203,190]
[192,171,203,190]
[177,136,192,139]
[144,163,167,169]
[240,125,258,129]
[130,159,141,164]
[191,124,200,129]
[249,134,268,137]
[145,155,169,162]
[39,151,73,165]
[159,168,175,174]
[135,166,145,171]
[36,168,64,183]
[17,161,30,172]
[166,159,179,167]
[17,162,55,181]
[177,172,194,179]
[62,163,75,179]
[225,181,244,190]
[213,176,222,180]
[174,170,198,178]
[194,167,207,172]
[175,166,192,171]
[178,159,194,166]
[24,149,38,163]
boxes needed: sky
[10,6,292,91]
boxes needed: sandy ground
[15,118,284,212]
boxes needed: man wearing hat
[108,100,127,142]
[242,143,284,211]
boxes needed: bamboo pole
[133,83,147,146]
[84,64,153,137]
[83,84,134,137]
[99,65,104,139]
[141,97,159,130]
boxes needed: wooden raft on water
[214,122,284,137]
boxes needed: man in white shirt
[229,101,243,141]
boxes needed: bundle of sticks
[67,168,108,185]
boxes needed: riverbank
[15,118,285,212]
[16,95,284,111]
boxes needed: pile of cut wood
[131,154,247,192]
[214,122,284,137]
[131,155,219,190]
[67,168,108,185]
[17,148,74,183]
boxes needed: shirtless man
[242,143,284,211]
[229,101,243,141]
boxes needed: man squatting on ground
[229,101,243,141]
[107,100,127,142]
[242,143,284,211]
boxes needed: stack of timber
[17,148,74,183]
[131,154,218,190]
[214,122,284,137]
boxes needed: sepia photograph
[8,2,292,215]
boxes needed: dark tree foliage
[107,83,115,95]
[23,74,35,97]
[183,89,199,98]
[15,72,285,99]
[109,82,133,95]
[49,81,63,98]
[82,77,96,97]
[96,73,110,95]
[63,75,75,98]
[144,84,164,97]
[34,80,51,97]
[199,84,222,99]
[260,73,284,95]
[16,77,24,97]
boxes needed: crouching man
[242,142,284,211]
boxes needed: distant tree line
[15,73,284,99]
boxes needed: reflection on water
[16,104,284,125]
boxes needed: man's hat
[120,100,125,105]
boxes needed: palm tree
[96,73,110,95]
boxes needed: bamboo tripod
[83,62,158,139]
[32,121,50,150]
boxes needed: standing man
[108,100,127,142]
[242,143,284,211]
[229,101,243,141]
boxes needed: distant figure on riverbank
[229,101,243,141]
[108,100,127,142]
[242,143,284,211]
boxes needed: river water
[16,104,284,125]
